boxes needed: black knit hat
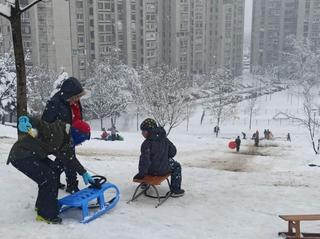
[140,118,157,131]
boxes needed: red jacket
[70,101,82,125]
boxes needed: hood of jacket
[59,77,84,101]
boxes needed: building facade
[0,0,245,79]
[251,0,320,69]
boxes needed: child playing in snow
[134,118,185,197]
[7,116,94,224]
[101,128,109,140]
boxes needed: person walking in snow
[7,116,93,224]
[42,77,86,194]
[214,125,220,137]
[287,133,291,142]
[235,136,241,152]
[134,118,185,197]
[242,132,246,140]
[254,130,260,147]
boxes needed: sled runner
[278,214,320,239]
[59,176,120,223]
[127,174,171,208]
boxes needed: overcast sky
[244,0,253,35]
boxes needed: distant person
[134,118,184,197]
[235,136,241,152]
[242,132,246,140]
[108,125,118,141]
[214,125,220,137]
[254,130,260,147]
[264,129,267,139]
[101,128,109,140]
[287,133,291,142]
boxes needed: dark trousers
[11,157,59,219]
[236,146,240,152]
[168,159,182,191]
[55,155,78,187]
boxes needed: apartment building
[0,0,245,78]
[251,0,320,68]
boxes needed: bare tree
[204,68,238,129]
[0,50,16,121]
[246,93,259,130]
[0,0,45,120]
[137,65,192,135]
[280,37,320,154]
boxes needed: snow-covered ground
[1,89,320,239]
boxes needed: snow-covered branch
[20,0,44,13]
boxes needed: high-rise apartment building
[251,0,320,69]
[0,0,245,79]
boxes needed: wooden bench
[279,214,320,239]
[127,174,171,208]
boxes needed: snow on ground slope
[1,90,320,239]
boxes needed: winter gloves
[82,172,94,185]
[18,116,32,133]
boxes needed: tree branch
[20,0,44,13]
[0,10,10,19]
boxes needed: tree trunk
[11,14,27,118]
[111,116,116,128]
[136,110,139,131]
[100,117,103,130]
[200,110,205,125]
[249,110,253,130]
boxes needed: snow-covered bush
[27,65,59,116]
[84,48,134,129]
[0,52,16,118]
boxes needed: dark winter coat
[235,138,241,147]
[138,127,177,176]
[7,117,86,175]
[42,77,83,124]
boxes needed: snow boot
[171,189,185,198]
[36,215,62,224]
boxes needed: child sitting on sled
[7,116,94,224]
[133,118,185,197]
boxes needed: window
[98,14,104,21]
[91,43,95,50]
[106,25,112,32]
[91,31,94,38]
[77,25,84,32]
[98,2,103,9]
[76,1,83,8]
[90,19,94,27]
[77,13,84,20]
[78,36,84,43]
[98,25,104,32]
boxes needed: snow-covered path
[1,124,320,239]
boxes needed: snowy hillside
[1,90,320,239]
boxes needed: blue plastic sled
[59,182,120,223]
